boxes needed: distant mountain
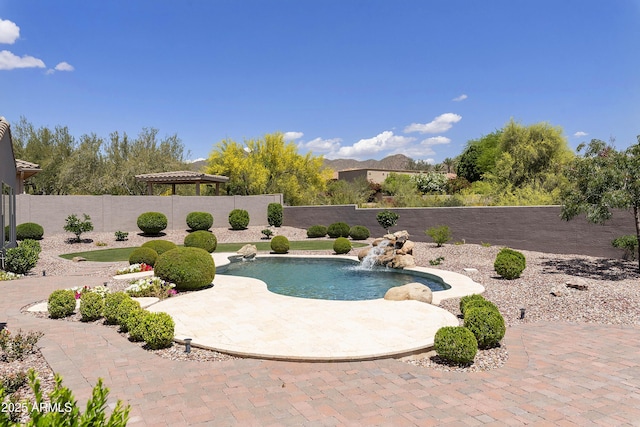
[323,154,413,172]
[188,160,208,172]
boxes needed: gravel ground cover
[6,225,640,409]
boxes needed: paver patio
[3,275,640,426]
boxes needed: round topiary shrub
[140,311,175,349]
[137,212,168,235]
[228,209,250,230]
[434,326,478,365]
[4,241,40,274]
[16,222,44,240]
[270,235,290,254]
[48,289,76,319]
[267,203,283,227]
[306,225,327,238]
[327,222,350,238]
[129,247,158,266]
[115,298,142,332]
[141,239,177,256]
[154,247,216,291]
[79,291,104,322]
[463,299,499,317]
[459,294,486,316]
[333,237,352,254]
[348,225,370,240]
[464,306,506,349]
[186,211,213,231]
[103,292,130,324]
[127,308,148,342]
[184,230,217,253]
[494,248,526,279]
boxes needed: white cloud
[452,94,468,102]
[393,136,451,159]
[573,131,588,137]
[187,157,207,163]
[55,61,74,71]
[0,19,20,44]
[335,131,416,159]
[0,50,45,70]
[283,131,304,141]
[404,113,462,134]
[299,137,342,153]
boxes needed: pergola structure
[135,171,229,196]
[15,159,42,194]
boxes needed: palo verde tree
[561,137,640,270]
[206,132,331,205]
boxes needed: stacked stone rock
[357,230,416,269]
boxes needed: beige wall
[1,121,17,250]
[338,169,428,185]
[16,194,283,235]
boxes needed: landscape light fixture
[184,338,192,353]
[42,270,46,277]
[520,308,526,319]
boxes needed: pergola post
[195,182,201,196]
[215,182,220,196]
[172,183,176,195]
[147,182,153,195]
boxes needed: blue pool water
[218,257,450,301]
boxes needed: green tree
[561,138,640,270]
[325,177,374,205]
[412,172,448,194]
[456,131,501,183]
[206,132,330,205]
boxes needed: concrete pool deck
[144,253,484,361]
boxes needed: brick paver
[2,276,639,426]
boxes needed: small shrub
[103,292,130,324]
[114,230,128,241]
[184,230,217,253]
[154,247,216,291]
[228,209,250,230]
[140,312,175,349]
[141,239,177,256]
[459,294,486,316]
[95,241,107,247]
[306,225,327,238]
[1,370,27,393]
[63,213,93,242]
[612,235,639,260]
[79,291,104,322]
[4,240,40,274]
[0,329,44,362]
[464,306,506,349]
[349,225,370,240]
[261,228,273,239]
[267,203,283,227]
[327,222,350,238]
[15,222,44,240]
[137,212,168,235]
[481,242,491,247]
[186,211,213,231]
[463,299,499,316]
[0,370,131,426]
[126,308,148,341]
[494,248,526,279]
[333,237,352,254]
[48,289,76,319]
[376,210,399,232]
[434,326,478,365]
[429,256,444,266]
[128,247,158,267]
[426,225,451,247]
[115,298,141,332]
[271,235,290,254]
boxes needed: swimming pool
[218,257,450,301]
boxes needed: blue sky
[1,0,639,164]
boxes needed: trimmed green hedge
[271,235,290,254]
[267,203,283,227]
[137,212,168,235]
[48,290,76,319]
[306,225,327,238]
[128,247,158,266]
[184,230,217,253]
[464,306,506,349]
[348,225,370,240]
[186,212,213,231]
[434,326,478,365]
[16,222,44,240]
[141,240,177,256]
[333,237,352,254]
[327,222,350,238]
[228,209,250,230]
[494,248,526,279]
[154,247,216,291]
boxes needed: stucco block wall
[16,194,283,234]
[284,205,635,259]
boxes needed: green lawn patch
[59,240,368,262]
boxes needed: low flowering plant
[0,270,22,281]
[116,263,153,275]
[125,277,176,299]
[66,285,110,299]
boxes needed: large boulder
[384,283,433,304]
[396,240,415,255]
[358,247,371,261]
[389,254,416,268]
[237,244,257,259]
